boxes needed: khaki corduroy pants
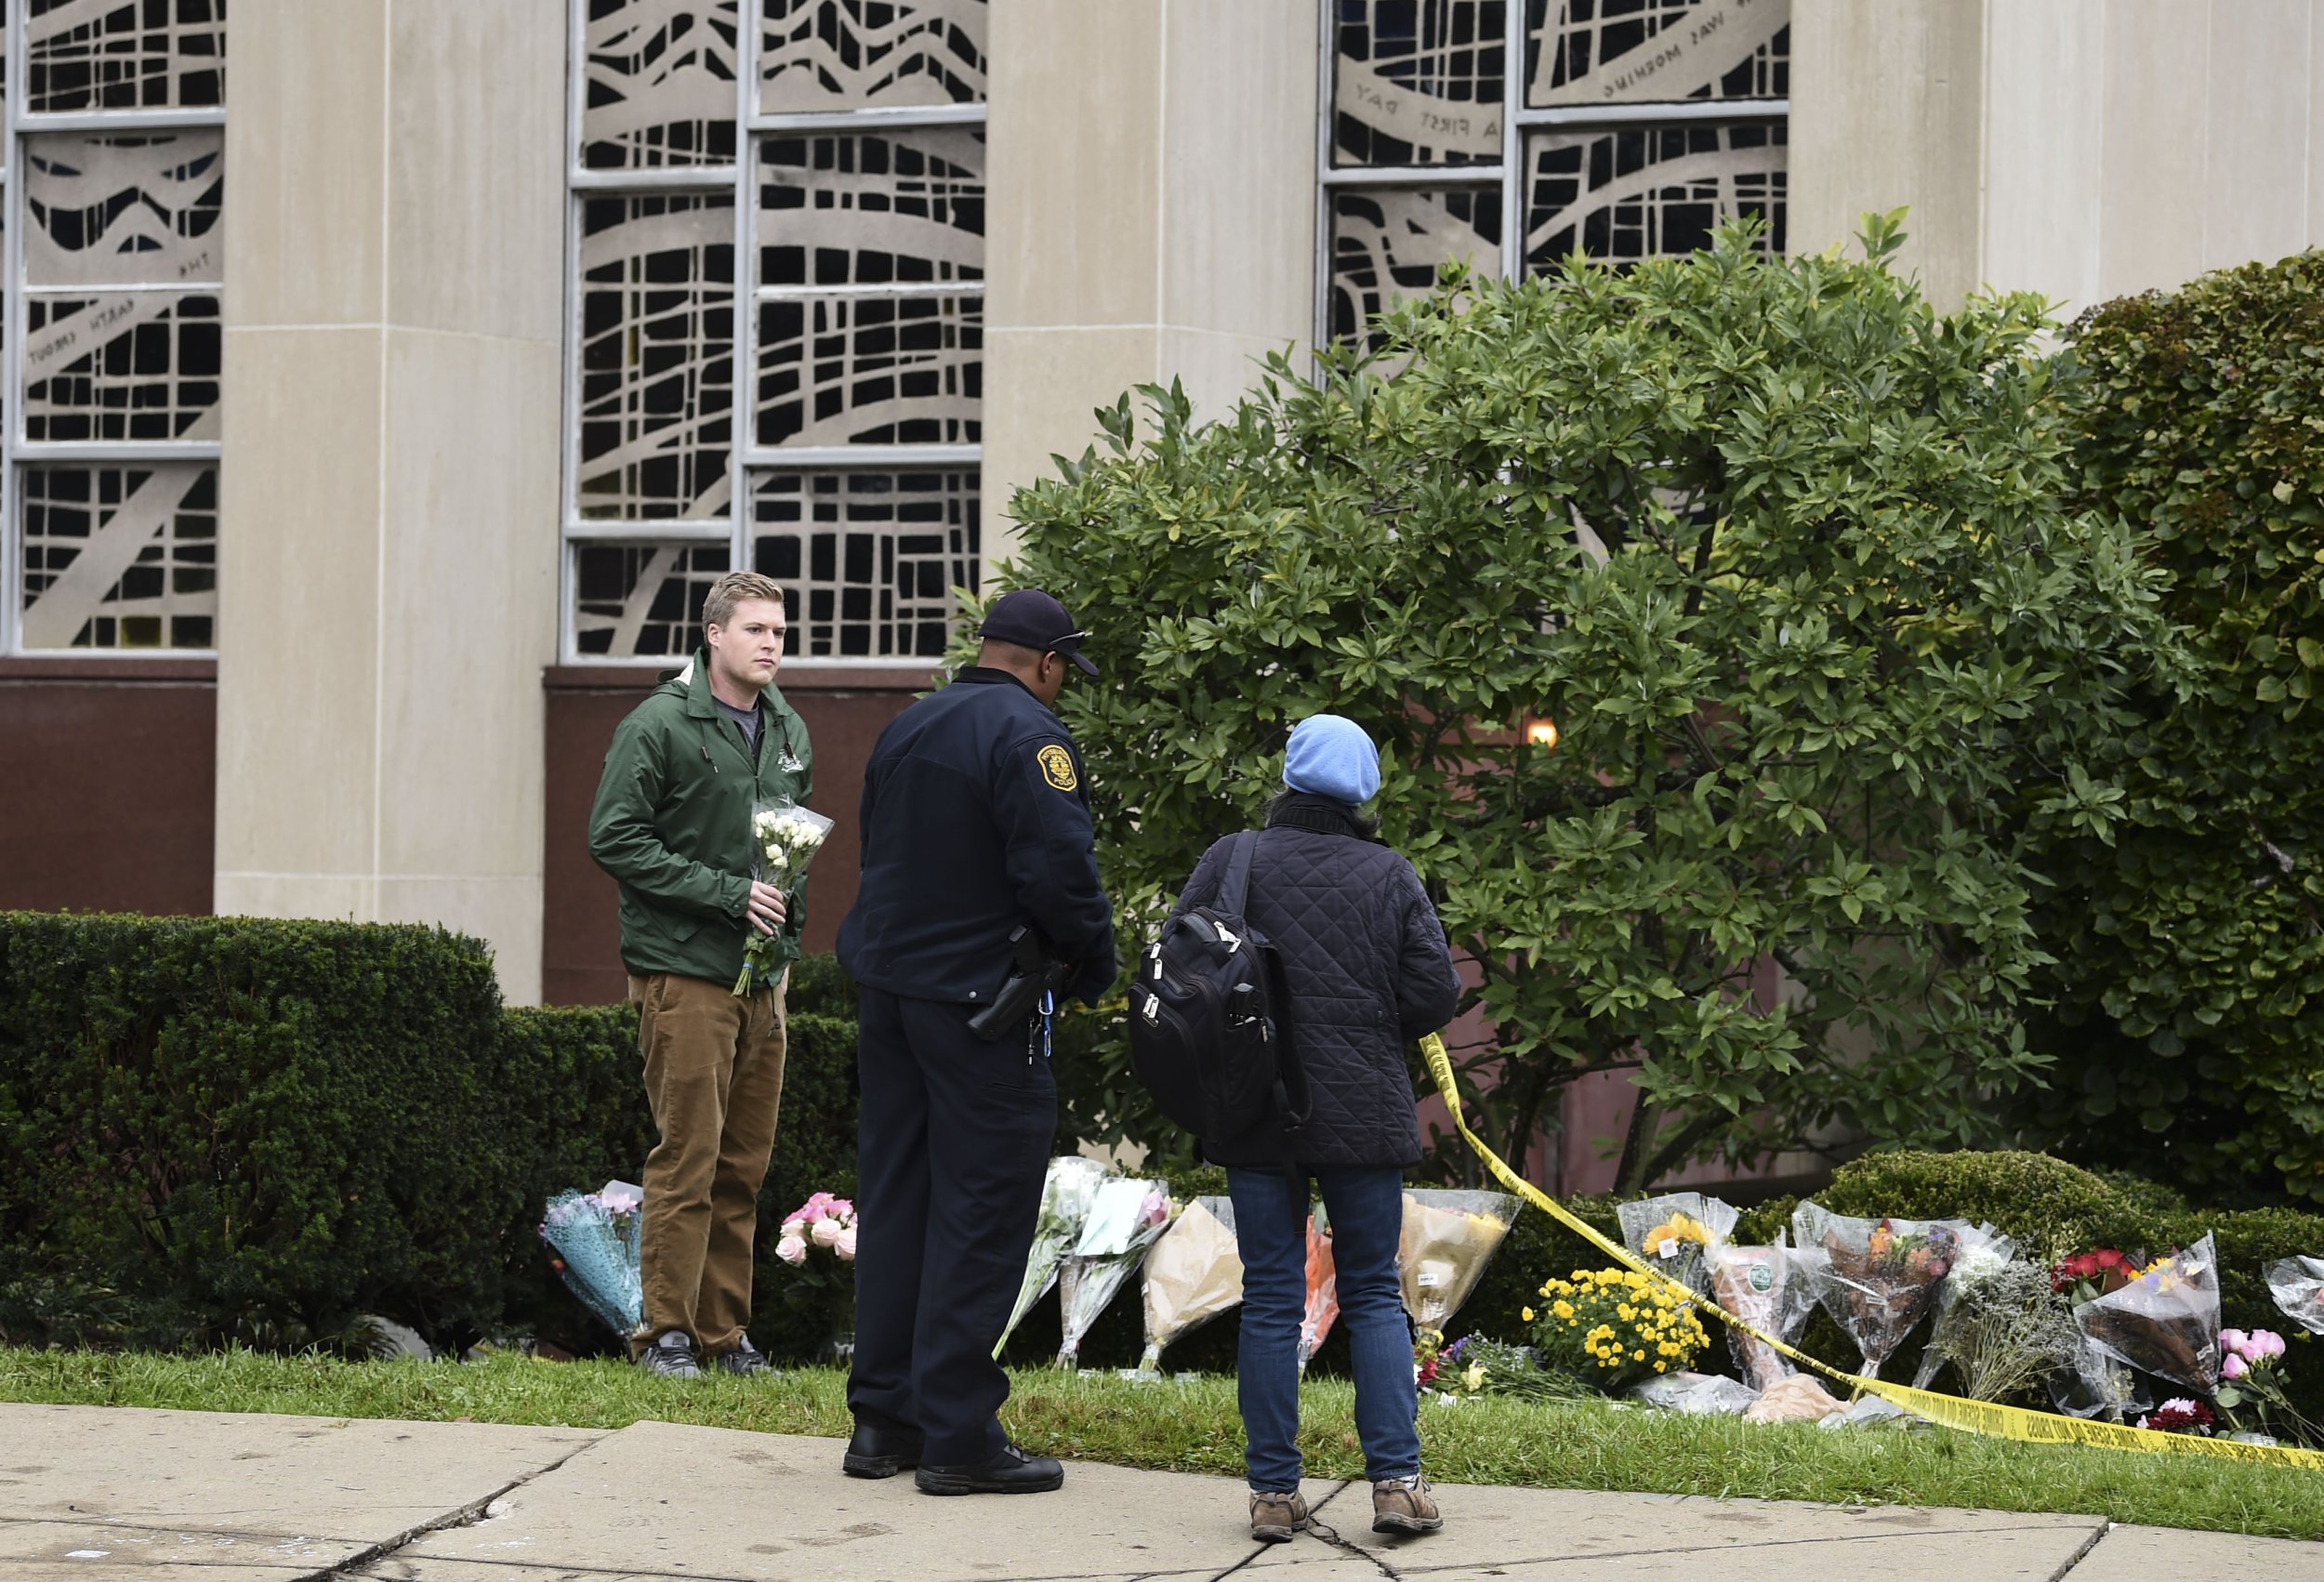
[631,970,786,1356]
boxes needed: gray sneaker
[634,1329,701,1379]
[713,1337,781,1378]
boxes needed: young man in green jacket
[588,570,814,1378]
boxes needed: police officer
[836,588,1117,1496]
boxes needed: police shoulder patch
[1037,743,1078,792]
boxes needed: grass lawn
[3,1347,2319,1541]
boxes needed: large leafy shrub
[1008,218,2172,1189]
[2022,253,2324,1200]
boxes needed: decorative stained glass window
[752,469,975,657]
[566,0,985,662]
[1319,0,1788,348]
[7,10,228,654]
[760,0,986,113]
[576,192,736,520]
[583,0,740,169]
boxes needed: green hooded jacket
[587,650,815,988]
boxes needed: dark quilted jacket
[1165,796,1462,1168]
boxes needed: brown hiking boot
[1248,1489,1309,1544]
[1371,1474,1442,1534]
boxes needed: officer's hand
[746,881,788,936]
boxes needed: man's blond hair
[703,570,787,632]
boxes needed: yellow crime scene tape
[1419,1034,2324,1471]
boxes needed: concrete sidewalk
[0,1404,2312,1582]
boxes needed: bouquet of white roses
[1055,1180,1174,1368]
[994,1155,1107,1358]
[540,1180,645,1338]
[734,798,835,995]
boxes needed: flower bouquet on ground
[2073,1233,2222,1398]
[1398,1190,1519,1341]
[1706,1239,1818,1391]
[995,1155,1107,1358]
[1055,1179,1173,1369]
[1920,1258,2079,1403]
[1792,1202,1963,1378]
[1432,1336,1594,1404]
[2214,1327,2316,1444]
[540,1180,644,1338]
[1131,1194,1243,1376]
[775,1190,856,1362]
[734,798,835,995]
[1526,1267,1711,1392]
[1617,1193,1739,1299]
[2265,1254,2324,1334]
[1299,1215,1338,1372]
[1909,1223,2017,1391]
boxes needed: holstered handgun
[967,925,1073,1042]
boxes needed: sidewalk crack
[1207,1483,1404,1582]
[302,1431,609,1581]
[2045,1521,2116,1580]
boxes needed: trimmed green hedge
[0,914,862,1360]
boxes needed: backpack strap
[1217,829,1259,916]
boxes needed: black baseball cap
[980,588,1099,677]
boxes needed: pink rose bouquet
[778,1191,857,1266]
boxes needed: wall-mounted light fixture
[1524,717,1560,750]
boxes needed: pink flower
[2253,1329,2287,1360]
[2221,1327,2249,1355]
[775,1234,807,1267]
[835,1225,857,1260]
[811,1216,843,1248]
[2222,1351,2248,1381]
[827,1198,854,1221]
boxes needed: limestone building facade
[4,0,2323,1016]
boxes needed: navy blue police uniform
[837,661,1116,1472]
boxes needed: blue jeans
[1227,1166,1419,1491]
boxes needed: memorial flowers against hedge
[1617,1193,1738,1299]
[734,798,836,994]
[1055,1178,1173,1368]
[997,1155,1105,1357]
[2214,1326,2315,1443]
[1136,1194,1244,1374]
[1431,1335,1592,1404]
[1706,1239,1817,1391]
[1909,1223,2017,1391]
[1920,1258,2080,1403]
[1793,1202,1962,1378]
[539,1181,644,1338]
[2073,1233,2222,1397]
[775,1192,856,1268]
[1526,1267,1710,1391]
[1398,1189,1518,1340]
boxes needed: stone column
[1787,0,1987,309]
[982,0,1319,549]
[215,0,565,1003]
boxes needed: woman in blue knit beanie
[1158,710,1462,1542]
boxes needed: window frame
[558,1,986,668]
[1312,0,1789,353]
[0,6,228,659]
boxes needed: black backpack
[1129,833,1307,1143]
